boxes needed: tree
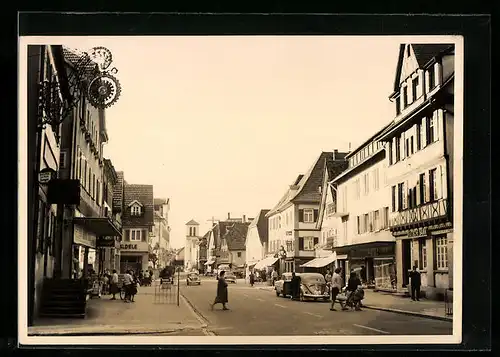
[149,242,160,269]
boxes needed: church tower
[185,219,199,271]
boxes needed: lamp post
[29,45,122,326]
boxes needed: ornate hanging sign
[87,73,122,109]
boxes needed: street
[180,277,453,336]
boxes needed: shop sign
[120,243,138,250]
[408,227,428,239]
[74,224,96,249]
[348,245,395,259]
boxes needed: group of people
[327,267,364,311]
[100,269,148,303]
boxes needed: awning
[300,253,337,268]
[73,217,122,237]
[254,257,279,270]
[204,258,215,265]
[334,241,395,257]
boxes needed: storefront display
[374,258,397,291]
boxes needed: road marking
[274,303,287,308]
[243,294,249,298]
[256,298,265,302]
[353,324,390,335]
[303,311,323,318]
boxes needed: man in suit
[409,265,422,301]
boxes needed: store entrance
[120,255,142,274]
[402,239,412,287]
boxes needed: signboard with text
[120,241,148,252]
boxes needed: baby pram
[340,286,364,309]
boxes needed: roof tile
[122,184,154,227]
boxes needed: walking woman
[211,270,229,310]
[110,269,120,300]
[249,271,255,287]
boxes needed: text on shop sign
[120,244,137,250]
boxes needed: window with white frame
[303,237,315,251]
[419,239,427,269]
[303,209,314,223]
[130,229,142,241]
[435,236,448,269]
[131,205,142,216]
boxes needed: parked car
[186,272,201,286]
[275,272,330,302]
[225,272,237,284]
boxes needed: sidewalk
[28,284,206,336]
[361,290,453,322]
[258,285,452,322]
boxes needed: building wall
[245,225,263,265]
[230,250,246,267]
[320,186,342,250]
[268,204,294,254]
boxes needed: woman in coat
[211,270,229,310]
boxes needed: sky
[56,36,402,249]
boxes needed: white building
[185,219,199,271]
[245,209,270,277]
[328,125,395,291]
[266,151,349,274]
[152,198,170,268]
[377,43,455,299]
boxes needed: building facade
[245,209,270,277]
[378,43,455,299]
[119,182,154,273]
[152,198,170,268]
[220,222,250,269]
[329,126,395,291]
[28,45,68,322]
[185,219,199,271]
[266,151,349,274]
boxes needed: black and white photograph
[18,28,464,346]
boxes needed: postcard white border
[18,35,463,346]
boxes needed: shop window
[435,237,448,269]
[419,239,427,269]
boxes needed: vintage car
[275,272,330,301]
[186,272,201,286]
[224,272,237,284]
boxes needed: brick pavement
[29,284,206,336]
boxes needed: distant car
[275,272,330,302]
[186,272,201,286]
[225,273,237,284]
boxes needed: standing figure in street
[211,270,229,310]
[290,272,301,300]
[271,269,278,286]
[325,269,332,287]
[249,271,255,287]
[122,270,134,303]
[110,270,119,300]
[345,272,362,311]
[330,267,347,311]
[409,265,421,301]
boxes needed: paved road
[180,278,453,336]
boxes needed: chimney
[333,149,338,160]
[243,214,246,223]
[227,212,230,220]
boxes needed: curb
[28,325,205,336]
[362,305,453,322]
[179,292,215,336]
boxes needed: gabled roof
[154,198,167,206]
[122,184,154,227]
[392,43,455,93]
[128,199,143,207]
[186,219,199,226]
[248,209,271,246]
[223,222,250,251]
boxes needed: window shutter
[298,209,304,222]
[421,117,427,148]
[435,110,442,142]
[313,209,319,222]
[426,171,432,203]
[437,165,443,199]
[125,229,130,241]
[402,182,407,209]
[298,237,304,250]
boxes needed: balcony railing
[389,198,450,230]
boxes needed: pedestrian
[122,270,134,303]
[345,272,362,311]
[325,269,332,284]
[249,271,255,287]
[211,270,229,310]
[409,265,421,301]
[143,269,150,286]
[290,272,301,300]
[330,267,347,311]
[271,269,278,286]
[110,269,119,300]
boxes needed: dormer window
[128,200,143,216]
